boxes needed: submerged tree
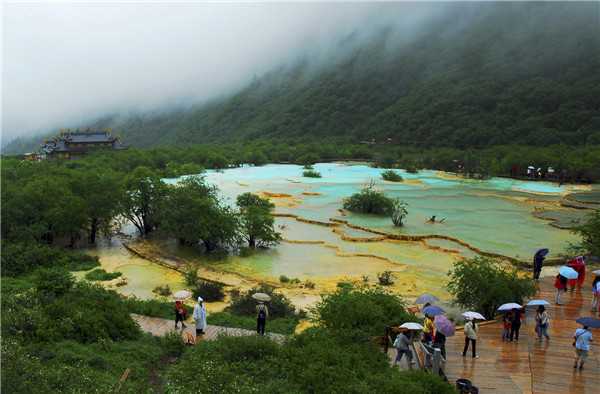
[342,181,394,215]
[121,166,166,236]
[236,192,280,248]
[390,199,408,227]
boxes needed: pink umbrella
[434,315,455,337]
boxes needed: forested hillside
[4,2,600,152]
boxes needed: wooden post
[432,348,442,375]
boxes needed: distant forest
[4,2,600,153]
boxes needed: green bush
[447,256,536,319]
[228,284,295,318]
[391,199,409,227]
[571,209,600,256]
[123,297,193,319]
[33,267,75,299]
[381,169,403,182]
[152,284,172,296]
[209,311,299,335]
[160,331,186,357]
[377,271,395,286]
[343,183,394,215]
[302,169,322,178]
[192,280,225,302]
[84,268,122,281]
[313,285,416,340]
[279,275,290,283]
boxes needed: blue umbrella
[526,299,550,307]
[559,266,578,280]
[575,317,600,329]
[423,305,445,316]
[534,248,549,258]
[415,294,439,305]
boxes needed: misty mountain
[5,2,600,154]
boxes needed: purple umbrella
[423,305,445,316]
[434,315,455,337]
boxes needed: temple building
[40,129,127,159]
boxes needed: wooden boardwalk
[131,313,286,343]
[444,273,599,394]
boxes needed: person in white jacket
[193,296,207,337]
[462,318,479,358]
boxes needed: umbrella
[534,248,549,258]
[592,270,600,276]
[173,290,192,301]
[575,317,600,329]
[252,293,271,302]
[526,299,550,307]
[400,322,424,330]
[498,303,522,311]
[462,311,485,320]
[434,315,455,337]
[415,294,439,305]
[559,266,578,280]
[422,305,445,316]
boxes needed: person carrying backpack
[256,301,269,335]
[393,330,413,368]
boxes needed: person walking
[573,326,593,370]
[554,274,568,304]
[423,314,435,344]
[174,300,187,329]
[393,330,413,368]
[433,330,447,360]
[192,296,207,338]
[535,305,550,341]
[462,318,478,358]
[502,311,512,341]
[533,252,546,281]
[592,275,600,313]
[567,256,586,292]
[509,308,522,342]
[256,301,269,335]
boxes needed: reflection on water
[90,164,587,303]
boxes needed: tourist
[509,308,522,342]
[256,301,269,335]
[567,256,586,292]
[433,330,447,360]
[533,252,546,281]
[573,325,593,370]
[193,296,207,338]
[423,314,435,343]
[393,330,413,368]
[554,274,568,304]
[462,318,478,358]
[174,300,187,330]
[502,311,512,341]
[592,275,600,313]
[535,306,550,341]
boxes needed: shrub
[33,267,75,299]
[377,271,395,286]
[391,199,408,227]
[124,297,192,319]
[303,280,316,289]
[279,275,290,283]
[571,209,600,256]
[192,280,225,302]
[381,169,403,182]
[160,331,186,357]
[229,284,295,318]
[447,256,536,319]
[183,265,199,287]
[84,269,122,281]
[313,285,416,340]
[303,170,322,178]
[152,284,172,297]
[343,182,394,215]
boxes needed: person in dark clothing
[433,331,447,359]
[509,308,522,341]
[174,300,187,329]
[256,301,268,335]
[533,254,545,281]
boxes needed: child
[502,311,512,341]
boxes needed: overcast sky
[2,1,443,143]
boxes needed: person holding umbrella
[567,256,586,292]
[422,313,435,344]
[533,248,549,281]
[510,308,523,342]
[573,323,594,370]
[393,328,414,368]
[554,273,568,305]
[253,292,271,335]
[535,305,550,341]
[591,273,600,312]
[462,318,478,358]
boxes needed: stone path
[131,313,286,344]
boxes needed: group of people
[501,308,523,341]
[174,297,271,339]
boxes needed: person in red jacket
[555,274,568,304]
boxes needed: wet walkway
[444,273,599,393]
[131,313,286,344]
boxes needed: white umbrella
[592,270,600,276]
[462,311,485,320]
[526,299,550,307]
[173,290,192,301]
[400,322,424,330]
[559,266,578,280]
[498,303,522,311]
[252,293,271,302]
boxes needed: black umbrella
[534,248,549,258]
[575,317,600,329]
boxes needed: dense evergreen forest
[5,2,598,154]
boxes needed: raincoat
[193,298,207,331]
[567,256,586,288]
